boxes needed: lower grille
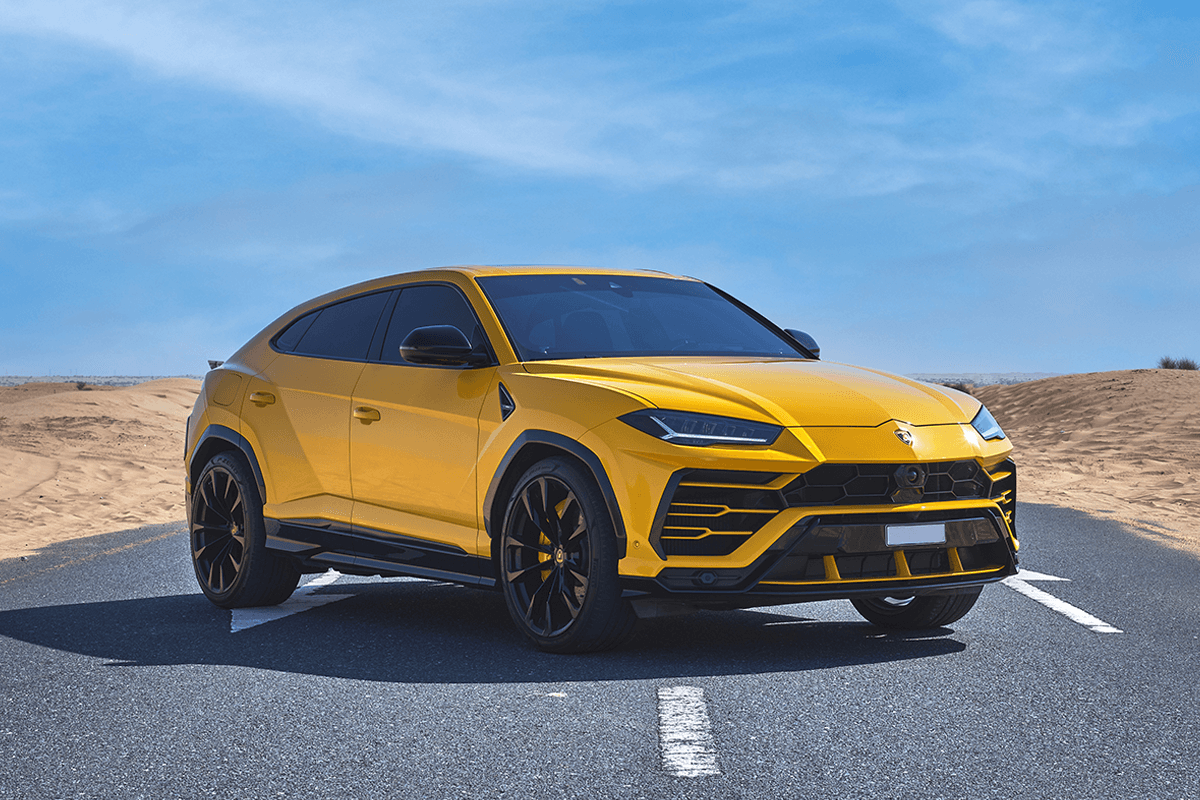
[654,470,784,557]
[762,541,1008,583]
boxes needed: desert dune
[0,369,1196,562]
[974,369,1199,553]
[0,379,200,561]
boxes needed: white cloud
[0,0,1193,201]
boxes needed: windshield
[476,273,804,361]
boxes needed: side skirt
[264,518,496,588]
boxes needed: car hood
[521,357,979,428]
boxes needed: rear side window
[280,291,390,360]
[379,284,489,365]
[274,311,318,353]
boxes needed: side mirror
[784,329,820,360]
[400,325,489,367]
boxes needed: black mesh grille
[782,460,992,506]
[657,471,784,557]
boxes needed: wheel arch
[189,425,268,507]
[483,431,627,559]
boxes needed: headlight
[620,409,782,447]
[971,404,1006,441]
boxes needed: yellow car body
[186,266,1016,651]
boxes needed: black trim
[648,471,686,559]
[190,425,267,505]
[264,518,494,587]
[498,382,516,420]
[482,430,627,556]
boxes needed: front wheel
[498,457,635,653]
[190,451,300,608]
[851,586,983,629]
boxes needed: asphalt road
[1,503,1197,800]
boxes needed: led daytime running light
[971,405,1006,441]
[620,409,783,447]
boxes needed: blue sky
[1,0,1197,376]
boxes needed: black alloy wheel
[851,585,983,629]
[499,457,635,653]
[190,451,300,608]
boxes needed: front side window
[476,274,802,361]
[379,284,490,365]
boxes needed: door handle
[353,406,381,423]
[249,391,275,406]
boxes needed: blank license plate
[886,523,946,547]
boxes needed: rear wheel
[499,457,635,653]
[851,586,983,629]
[190,451,300,608]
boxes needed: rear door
[243,290,392,528]
[350,283,496,556]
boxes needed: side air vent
[986,458,1016,532]
[652,470,785,557]
[498,383,515,421]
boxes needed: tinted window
[292,291,390,360]
[274,311,318,353]
[476,274,802,361]
[380,284,489,365]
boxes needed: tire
[851,585,983,629]
[498,457,636,653]
[190,451,300,608]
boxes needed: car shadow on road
[0,579,966,683]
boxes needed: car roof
[424,264,691,279]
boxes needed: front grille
[651,459,1017,559]
[782,460,992,506]
[655,470,784,557]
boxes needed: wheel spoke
[561,582,583,618]
[227,491,243,520]
[566,565,589,591]
[199,478,230,525]
[564,515,586,544]
[505,559,550,582]
[504,535,551,556]
[521,478,548,530]
[526,570,557,634]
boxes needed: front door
[350,283,495,557]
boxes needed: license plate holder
[886,523,946,547]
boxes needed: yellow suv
[186,266,1017,652]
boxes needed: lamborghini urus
[185,266,1017,652]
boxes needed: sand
[0,369,1197,562]
[0,379,200,561]
[975,369,1200,554]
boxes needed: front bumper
[621,503,1016,612]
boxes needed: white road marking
[1002,573,1123,634]
[657,686,720,778]
[1015,568,1071,582]
[231,569,354,633]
